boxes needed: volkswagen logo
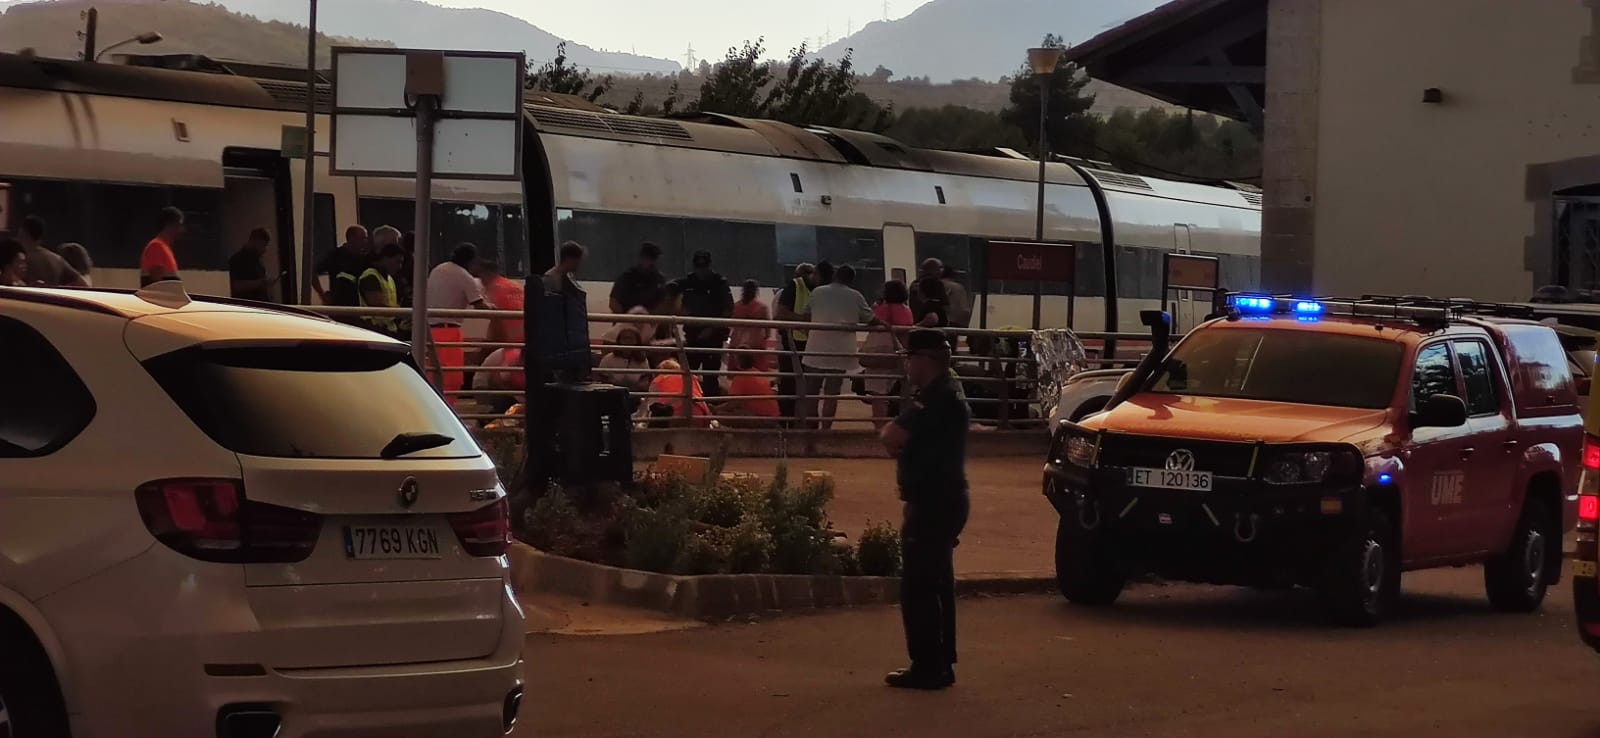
[1164,449,1197,472]
[398,477,420,509]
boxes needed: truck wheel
[1320,508,1399,627]
[1484,498,1555,613]
[1054,517,1125,605]
[0,621,70,738]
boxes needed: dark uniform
[892,332,970,685]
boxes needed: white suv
[0,284,524,738]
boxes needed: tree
[884,105,1026,151]
[527,42,612,103]
[692,39,773,117]
[999,34,1097,157]
[690,40,894,131]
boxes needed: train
[0,51,1261,332]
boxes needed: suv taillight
[1580,439,1600,530]
[135,478,321,563]
[450,499,511,557]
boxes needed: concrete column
[1261,0,1322,293]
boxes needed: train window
[435,202,501,268]
[6,179,224,271]
[558,210,686,282]
[790,174,803,194]
[502,206,529,278]
[1116,245,1164,300]
[683,219,779,286]
[817,227,886,300]
[917,233,970,275]
[776,224,818,267]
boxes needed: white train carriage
[0,52,1260,332]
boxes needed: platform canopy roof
[1063,0,1267,131]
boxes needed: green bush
[831,540,861,576]
[622,501,694,573]
[723,519,774,574]
[525,489,581,557]
[674,529,731,575]
[479,433,522,479]
[857,521,903,577]
[694,476,764,528]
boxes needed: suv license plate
[343,525,444,560]
[1129,468,1213,491]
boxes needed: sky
[425,0,936,65]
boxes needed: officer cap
[903,329,952,358]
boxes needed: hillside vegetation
[0,0,384,65]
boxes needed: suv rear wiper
[380,432,455,459]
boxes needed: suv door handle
[1503,439,1520,452]
[1460,447,1476,459]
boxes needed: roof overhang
[1063,0,1267,130]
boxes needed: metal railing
[308,304,1154,428]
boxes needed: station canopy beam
[1062,0,1267,134]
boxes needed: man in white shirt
[426,243,492,402]
[801,262,882,429]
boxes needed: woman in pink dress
[863,279,915,429]
[729,279,774,372]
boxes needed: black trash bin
[543,382,632,485]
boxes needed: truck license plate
[343,525,444,560]
[1129,467,1213,491]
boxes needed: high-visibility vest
[791,277,812,342]
[358,267,398,332]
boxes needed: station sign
[1164,253,1221,292]
[986,240,1076,282]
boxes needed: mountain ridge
[817,0,1166,82]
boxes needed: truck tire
[1054,517,1125,605]
[1320,508,1400,627]
[1484,497,1555,613]
[0,620,70,738]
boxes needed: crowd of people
[0,206,1015,427]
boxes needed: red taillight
[135,478,321,563]
[450,498,511,557]
[1582,495,1600,524]
[1585,439,1600,471]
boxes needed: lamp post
[1026,45,1063,329]
[92,31,162,62]
[300,0,319,305]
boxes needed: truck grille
[1096,435,1256,477]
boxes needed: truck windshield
[1150,328,1404,409]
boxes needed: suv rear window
[143,344,481,459]
[1151,328,1404,409]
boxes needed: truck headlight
[1261,447,1361,485]
[1065,435,1096,468]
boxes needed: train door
[1171,224,1201,330]
[221,149,294,302]
[883,223,916,285]
[286,154,358,304]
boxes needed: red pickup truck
[1044,296,1582,626]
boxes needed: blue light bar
[1230,295,1275,312]
[1377,473,1393,485]
[1293,300,1325,315]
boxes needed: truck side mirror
[1414,394,1469,429]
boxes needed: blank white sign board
[334,115,519,179]
[330,47,524,180]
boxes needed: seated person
[718,353,781,427]
[476,347,526,415]
[598,323,651,412]
[645,358,711,427]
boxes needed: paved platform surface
[517,564,1600,738]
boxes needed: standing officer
[880,328,970,690]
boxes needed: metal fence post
[791,331,810,429]
[674,323,693,429]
